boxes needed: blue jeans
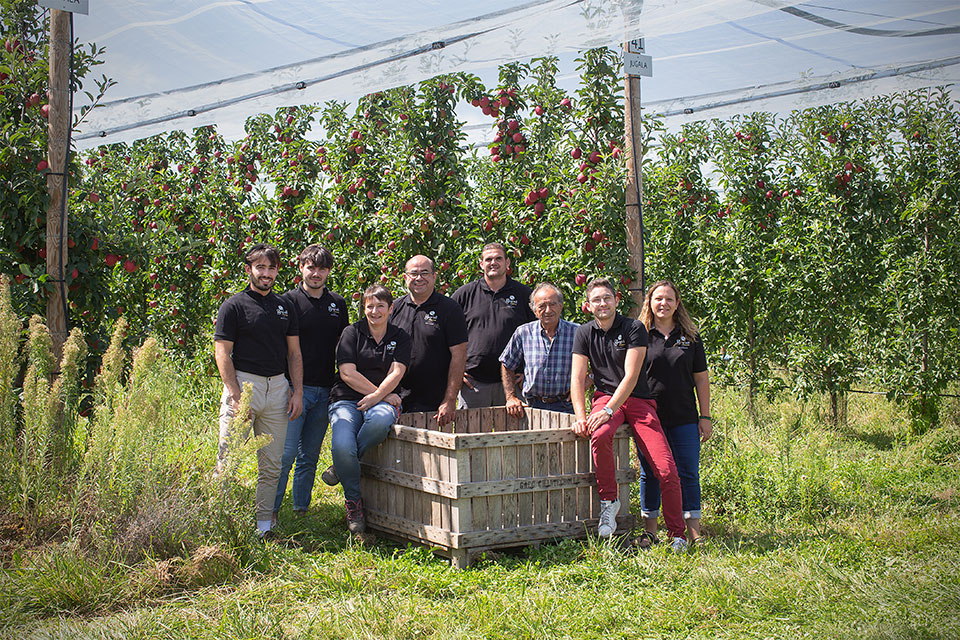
[329,400,398,503]
[527,398,574,414]
[274,385,330,512]
[639,422,702,520]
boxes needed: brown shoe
[345,498,366,534]
[321,464,340,486]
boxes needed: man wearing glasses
[570,277,685,546]
[389,254,468,426]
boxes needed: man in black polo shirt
[214,243,303,539]
[390,254,468,425]
[273,245,348,520]
[570,277,685,549]
[452,242,535,408]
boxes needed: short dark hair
[244,243,280,268]
[362,284,393,306]
[481,242,507,258]
[585,277,616,299]
[299,244,334,269]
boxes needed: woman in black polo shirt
[638,280,712,547]
[328,285,410,536]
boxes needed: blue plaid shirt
[499,318,578,398]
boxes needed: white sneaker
[671,536,689,554]
[598,499,620,537]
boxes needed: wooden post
[623,67,645,309]
[46,9,71,361]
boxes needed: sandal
[634,531,660,550]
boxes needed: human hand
[287,390,303,420]
[462,374,476,391]
[357,392,379,412]
[505,395,525,418]
[572,418,590,437]
[585,410,610,434]
[434,399,456,426]
[385,393,402,410]
[699,417,713,442]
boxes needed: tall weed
[0,276,23,505]
[19,316,54,519]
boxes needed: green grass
[1,383,958,640]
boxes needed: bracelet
[699,415,711,421]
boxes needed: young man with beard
[214,243,303,539]
[274,245,348,522]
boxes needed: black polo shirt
[390,290,468,410]
[214,287,298,377]
[572,314,653,399]
[452,277,535,383]
[330,320,412,403]
[283,285,348,387]
[645,327,708,428]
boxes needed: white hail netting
[71,0,960,149]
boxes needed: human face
[300,260,330,294]
[532,289,562,329]
[586,286,617,322]
[403,256,436,300]
[651,285,678,324]
[480,248,509,280]
[245,256,278,294]
[363,297,392,330]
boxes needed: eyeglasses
[404,270,433,278]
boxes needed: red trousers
[590,393,685,538]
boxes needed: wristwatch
[603,405,615,417]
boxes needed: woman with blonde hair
[637,280,711,548]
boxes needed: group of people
[213,241,711,552]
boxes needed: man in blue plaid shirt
[499,282,579,416]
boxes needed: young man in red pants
[570,277,688,552]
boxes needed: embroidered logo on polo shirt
[503,294,518,309]
[386,340,397,353]
[327,302,340,316]
[676,335,692,349]
[424,310,439,326]
[613,334,626,349]
[276,304,289,320]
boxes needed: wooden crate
[359,407,636,568]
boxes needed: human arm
[357,361,407,411]
[286,335,303,420]
[214,339,241,412]
[584,346,645,434]
[502,364,525,418]
[693,369,712,441]
[570,353,591,437]
[436,342,466,426]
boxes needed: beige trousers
[218,371,289,522]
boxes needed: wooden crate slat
[532,443,548,524]
[469,440,488,530]
[516,443,533,527]
[577,435,592,519]
[561,439,577,522]
[486,442,503,530]
[501,443,519,529]
[389,424,457,449]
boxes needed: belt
[527,394,570,404]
